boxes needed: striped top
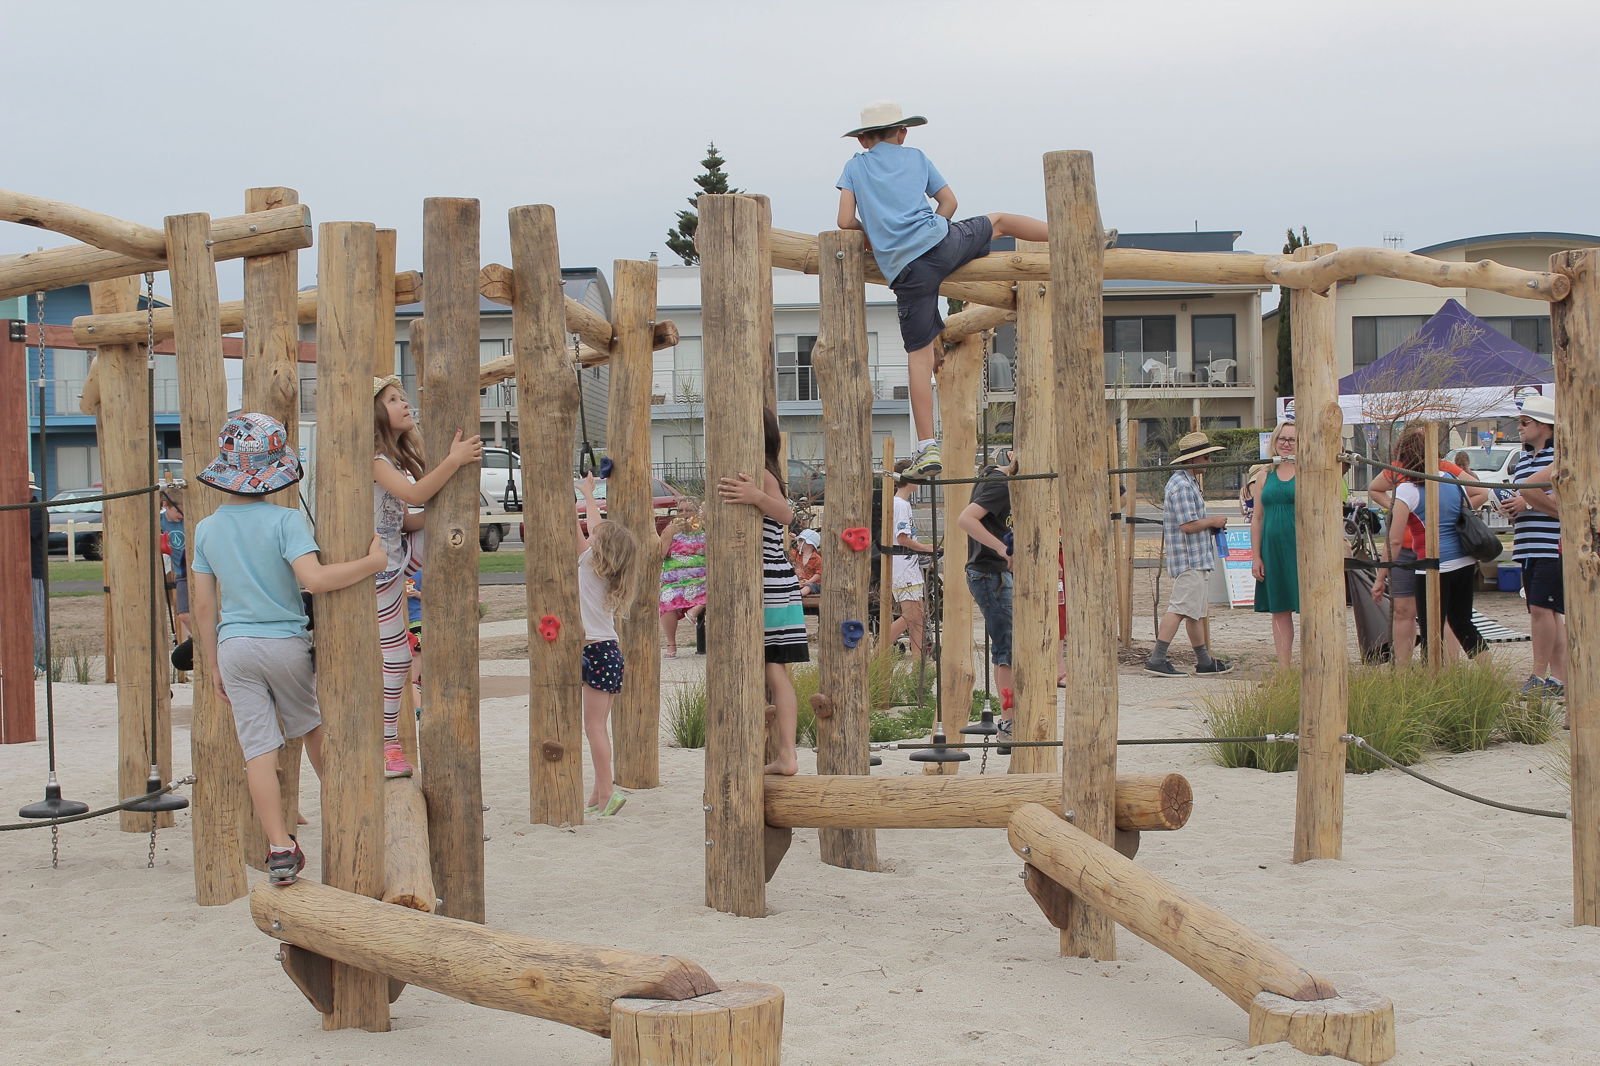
[1510,445,1560,561]
[762,517,809,659]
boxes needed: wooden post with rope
[0,322,34,744]
[878,436,896,645]
[419,198,486,923]
[936,332,983,770]
[1120,419,1140,648]
[1011,255,1060,776]
[165,212,251,906]
[811,228,878,868]
[512,206,586,828]
[609,257,662,791]
[1288,242,1348,865]
[90,275,173,832]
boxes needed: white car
[481,448,521,510]
[1453,444,1521,486]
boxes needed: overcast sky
[7,0,1597,303]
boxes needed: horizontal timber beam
[1266,245,1568,301]
[1,190,166,259]
[769,227,1015,309]
[0,204,313,300]
[763,771,1192,832]
[478,263,680,359]
[72,272,421,346]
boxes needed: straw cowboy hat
[374,374,402,396]
[1518,393,1557,425]
[843,101,927,138]
[28,471,38,490]
[1174,430,1224,464]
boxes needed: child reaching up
[188,413,390,885]
[371,375,482,777]
[717,408,809,775]
[576,474,639,816]
[836,101,1113,477]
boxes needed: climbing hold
[1001,687,1014,711]
[763,705,778,726]
[841,527,870,552]
[1003,530,1014,556]
[840,620,866,649]
[541,741,564,762]
[597,457,614,479]
[538,615,561,642]
[809,693,836,720]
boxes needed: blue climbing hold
[841,620,865,649]
[598,457,615,479]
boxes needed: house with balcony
[651,230,1271,470]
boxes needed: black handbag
[1454,486,1503,563]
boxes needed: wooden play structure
[696,151,1599,1066]
[0,191,782,1063]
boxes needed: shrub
[1344,666,1431,773]
[666,683,706,749]
[69,638,93,684]
[1204,668,1300,772]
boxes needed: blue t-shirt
[191,502,321,643]
[836,143,949,284]
[161,514,188,582]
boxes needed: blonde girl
[372,376,482,777]
[577,474,639,815]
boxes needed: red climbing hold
[841,527,870,552]
[538,615,561,642]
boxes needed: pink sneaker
[383,741,413,778]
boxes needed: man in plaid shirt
[1146,431,1234,677]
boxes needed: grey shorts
[218,635,320,761]
[1166,568,1211,620]
[890,215,994,351]
[1390,548,1419,598]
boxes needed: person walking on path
[1145,432,1233,677]
[1249,423,1299,668]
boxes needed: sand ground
[3,570,1595,1065]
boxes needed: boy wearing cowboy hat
[836,101,1114,478]
[1146,431,1233,677]
[188,412,389,886]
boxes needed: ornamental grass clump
[666,683,707,749]
[1204,668,1300,772]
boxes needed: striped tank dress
[762,516,810,664]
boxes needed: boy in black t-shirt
[957,452,1016,700]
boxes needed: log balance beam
[763,772,1191,832]
[250,878,784,1063]
[1008,804,1394,1065]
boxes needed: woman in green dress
[1250,422,1299,667]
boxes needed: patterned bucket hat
[196,412,302,495]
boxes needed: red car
[523,478,680,541]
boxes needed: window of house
[672,337,703,401]
[54,445,100,490]
[1191,315,1237,382]
[1351,315,1429,370]
[1481,315,1553,356]
[51,351,92,414]
[1103,316,1177,356]
[775,334,819,401]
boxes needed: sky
[6,0,1598,304]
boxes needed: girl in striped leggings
[372,376,482,777]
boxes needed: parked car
[1452,444,1521,485]
[46,488,104,559]
[573,478,680,535]
[787,459,825,503]
[481,448,522,510]
[479,492,508,552]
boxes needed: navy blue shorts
[890,216,994,351]
[1523,557,1564,614]
[582,639,625,694]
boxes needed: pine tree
[1275,226,1310,401]
[665,143,741,266]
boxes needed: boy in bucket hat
[835,101,1115,478]
[188,413,389,885]
[1145,431,1233,677]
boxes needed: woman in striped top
[717,408,808,775]
[1498,395,1565,696]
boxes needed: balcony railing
[1104,352,1249,389]
[649,368,909,406]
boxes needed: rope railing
[1338,449,1533,493]
[0,482,162,511]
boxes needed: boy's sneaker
[1543,678,1566,699]
[267,842,305,886]
[995,717,1013,756]
[1103,228,1119,249]
[1144,659,1187,678]
[1194,659,1234,676]
[1519,675,1548,697]
[383,741,413,779]
[907,441,943,478]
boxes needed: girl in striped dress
[717,408,808,776]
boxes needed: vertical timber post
[90,277,172,831]
[610,258,662,790]
[936,333,983,765]
[812,229,878,868]
[1287,242,1347,864]
[0,321,35,742]
[242,186,304,863]
[513,205,586,827]
[165,212,250,905]
[700,194,768,917]
[879,436,896,643]
[1043,150,1117,959]
[1550,249,1599,926]
[313,220,389,1031]
[1011,251,1061,775]
[419,198,485,923]
[1120,419,1140,648]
